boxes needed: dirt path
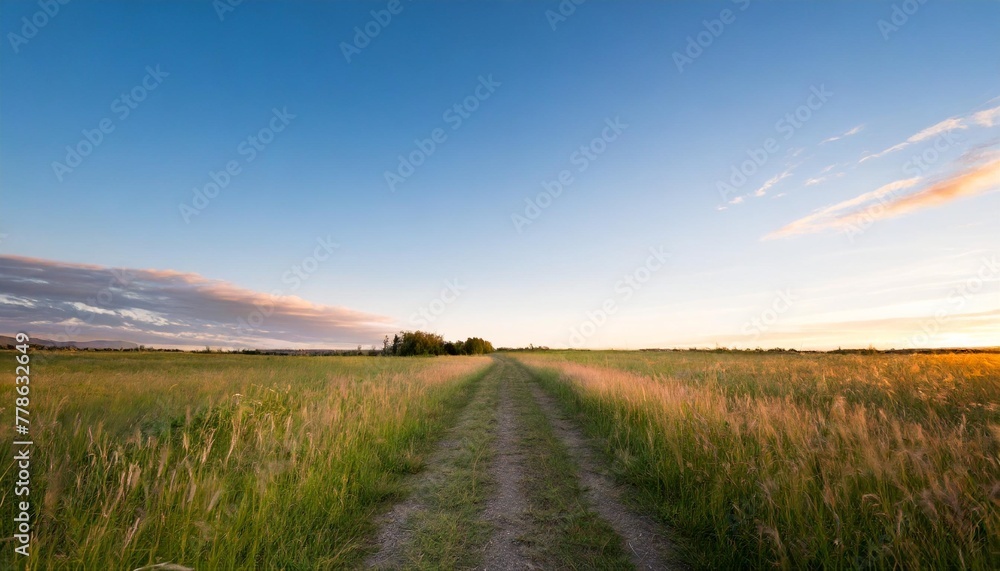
[365,358,681,569]
[478,363,532,570]
[529,383,681,570]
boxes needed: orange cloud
[877,158,1000,217]
[765,158,1000,239]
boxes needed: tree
[384,331,494,357]
[463,337,494,355]
[396,330,446,356]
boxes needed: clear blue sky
[2,1,999,349]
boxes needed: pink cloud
[0,256,396,348]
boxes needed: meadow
[3,349,998,570]
[513,350,1000,569]
[0,352,491,570]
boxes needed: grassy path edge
[511,357,696,568]
[364,362,500,569]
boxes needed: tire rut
[527,382,683,570]
[366,359,681,570]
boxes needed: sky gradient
[1,0,998,350]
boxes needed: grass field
[513,350,1000,569]
[3,350,998,569]
[0,351,491,569]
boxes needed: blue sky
[1,0,998,349]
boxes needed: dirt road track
[365,357,681,570]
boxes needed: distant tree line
[384,331,495,356]
[497,344,550,352]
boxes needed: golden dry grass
[514,351,1000,569]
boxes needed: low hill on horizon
[0,335,139,350]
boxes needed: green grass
[514,351,1000,570]
[9,348,995,569]
[0,351,492,570]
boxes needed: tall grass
[515,351,1000,569]
[0,352,491,569]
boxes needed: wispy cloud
[865,158,1000,217]
[764,178,918,239]
[972,106,1000,128]
[956,139,1000,165]
[0,256,395,348]
[721,162,800,209]
[820,123,865,144]
[860,117,967,162]
[752,165,796,197]
[764,158,1000,240]
[804,170,846,187]
[860,103,1000,163]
